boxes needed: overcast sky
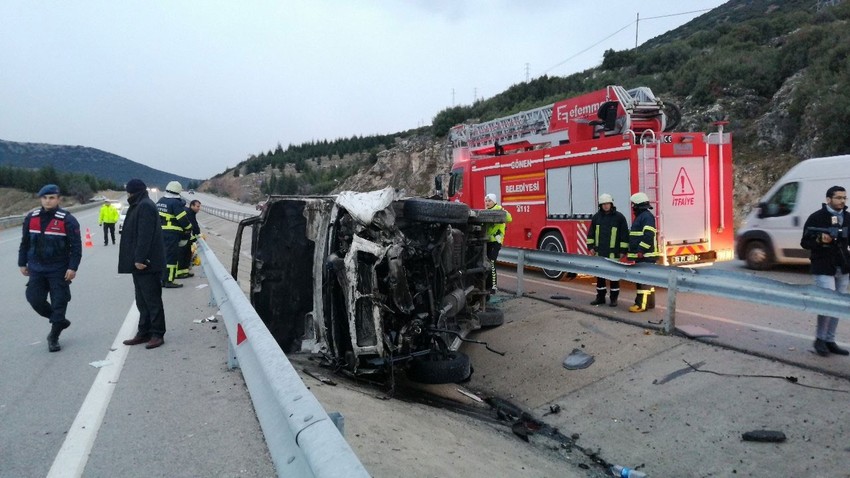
[0,1,727,179]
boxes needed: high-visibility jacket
[628,207,660,261]
[98,204,120,224]
[485,204,512,244]
[587,206,629,259]
[156,196,191,236]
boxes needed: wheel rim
[541,238,564,279]
[747,246,766,267]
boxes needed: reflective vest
[156,196,192,235]
[485,204,513,244]
[628,208,660,260]
[99,204,120,224]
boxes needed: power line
[540,7,714,77]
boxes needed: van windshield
[761,182,798,218]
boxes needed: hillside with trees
[212,0,849,222]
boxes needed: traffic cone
[84,228,93,248]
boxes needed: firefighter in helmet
[627,192,661,312]
[484,193,512,294]
[156,181,192,288]
[586,193,629,307]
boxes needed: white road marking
[47,303,139,478]
[501,272,825,343]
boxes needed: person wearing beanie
[18,183,82,352]
[156,181,192,288]
[586,193,629,307]
[118,179,168,349]
[484,192,512,295]
[627,192,661,312]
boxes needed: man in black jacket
[800,185,850,357]
[119,179,167,349]
[586,193,629,307]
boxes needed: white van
[736,155,850,270]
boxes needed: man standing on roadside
[18,184,82,352]
[176,199,201,279]
[119,179,167,349]
[98,201,119,245]
[484,193,512,294]
[801,185,850,357]
[586,193,629,307]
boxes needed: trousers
[133,272,166,337]
[26,270,72,324]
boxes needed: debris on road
[89,360,112,368]
[563,348,595,370]
[550,295,571,300]
[457,388,484,403]
[742,430,787,443]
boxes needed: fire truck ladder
[449,104,568,152]
[636,129,665,263]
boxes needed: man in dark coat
[18,184,82,352]
[586,193,629,307]
[119,179,168,349]
[800,185,850,357]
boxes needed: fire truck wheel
[471,209,508,224]
[407,351,472,384]
[476,308,504,328]
[403,198,470,225]
[744,240,774,270]
[539,231,567,280]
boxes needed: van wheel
[539,231,566,280]
[403,198,470,225]
[476,308,504,328]
[744,240,774,270]
[407,351,471,384]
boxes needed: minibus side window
[759,182,798,218]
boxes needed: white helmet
[166,181,183,194]
[598,193,613,205]
[630,192,649,204]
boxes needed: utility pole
[525,63,530,82]
[474,87,478,102]
[635,12,640,48]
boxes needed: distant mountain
[0,139,197,190]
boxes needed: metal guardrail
[202,205,257,223]
[0,201,106,230]
[500,247,850,334]
[196,238,369,478]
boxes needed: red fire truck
[446,85,734,278]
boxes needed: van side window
[760,182,798,218]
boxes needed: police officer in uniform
[156,181,191,288]
[484,193,512,294]
[627,192,661,312]
[18,184,82,352]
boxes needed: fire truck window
[448,170,464,197]
[761,182,798,218]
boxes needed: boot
[609,291,619,307]
[814,339,830,357]
[590,290,606,306]
[826,341,850,355]
[46,320,70,353]
[647,288,656,309]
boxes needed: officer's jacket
[156,196,191,236]
[18,207,82,273]
[800,203,850,275]
[485,204,513,244]
[628,207,660,262]
[98,204,120,224]
[586,206,629,259]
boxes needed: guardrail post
[663,271,678,335]
[228,339,240,370]
[516,249,526,297]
